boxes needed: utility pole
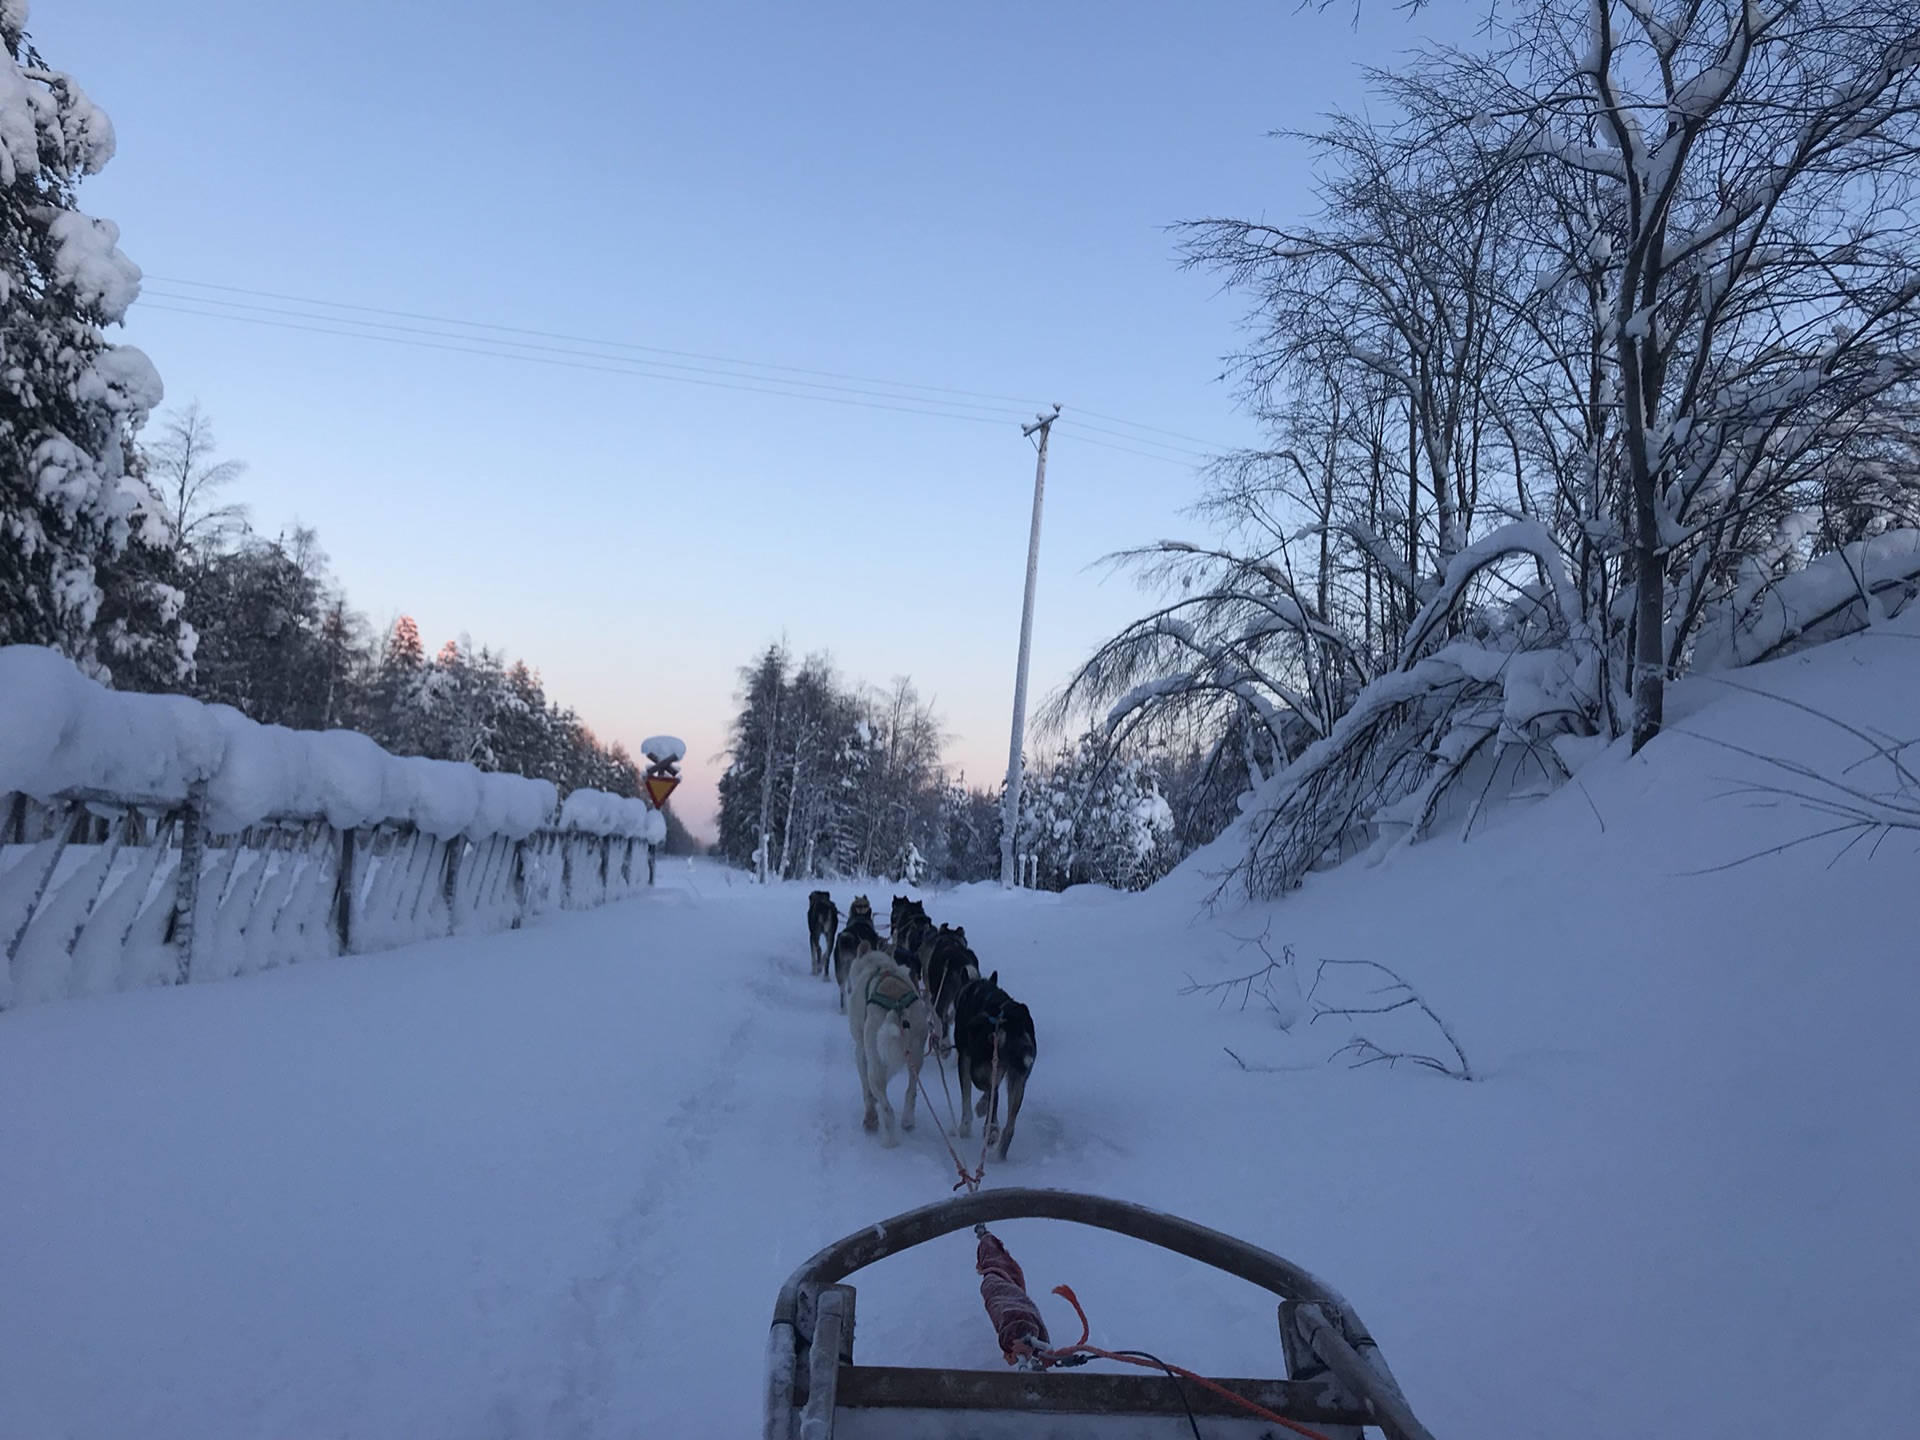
[1001,404,1060,888]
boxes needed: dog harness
[866,972,919,1014]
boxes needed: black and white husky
[846,946,928,1147]
[953,970,1036,1162]
[806,890,839,979]
[919,924,979,1045]
[832,895,881,1012]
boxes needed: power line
[147,274,1053,411]
[136,302,1028,426]
[1071,406,1229,450]
[1059,417,1211,461]
[1063,430,1213,466]
[143,288,1028,421]
[137,274,1236,461]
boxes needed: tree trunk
[755,685,781,883]
[778,745,803,879]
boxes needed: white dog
[846,948,928,1147]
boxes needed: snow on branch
[1306,957,1475,1080]
[1692,530,1920,670]
[1397,520,1581,668]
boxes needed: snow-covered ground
[3,620,1916,1439]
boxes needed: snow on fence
[0,646,667,1010]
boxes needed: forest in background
[712,642,1185,890]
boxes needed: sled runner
[765,1187,1436,1440]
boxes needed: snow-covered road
[0,864,1227,1439]
[5,628,1917,1440]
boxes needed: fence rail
[0,788,654,1011]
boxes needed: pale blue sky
[30,1,1467,837]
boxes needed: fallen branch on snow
[1678,678,1920,873]
[1184,936,1474,1080]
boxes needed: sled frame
[765,1187,1437,1440]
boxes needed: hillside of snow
[2,616,1915,1439]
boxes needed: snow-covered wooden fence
[0,646,666,1011]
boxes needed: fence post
[1,801,81,978]
[171,780,207,983]
[510,838,528,929]
[442,836,463,935]
[404,831,438,936]
[335,827,356,954]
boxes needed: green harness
[865,972,919,1014]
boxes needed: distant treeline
[715,642,1204,890]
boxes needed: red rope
[972,1226,1337,1440]
[974,1225,1049,1362]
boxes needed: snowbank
[0,646,649,840]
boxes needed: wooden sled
[765,1187,1437,1440]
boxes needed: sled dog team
[806,889,1036,1159]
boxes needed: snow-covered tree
[937,782,1003,885]
[183,526,359,727]
[1014,737,1176,892]
[715,647,964,882]
[1466,0,1920,750]
[717,644,790,875]
[1,2,179,681]
[1058,0,1920,900]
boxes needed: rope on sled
[974,1223,1049,1361]
[971,1223,1337,1440]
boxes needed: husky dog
[806,891,839,979]
[891,907,936,977]
[919,924,979,1045]
[953,970,1036,1162]
[889,894,927,941]
[846,946,928,1147]
[832,896,882,1012]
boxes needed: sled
[765,1187,1437,1440]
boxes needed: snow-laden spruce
[1,3,184,684]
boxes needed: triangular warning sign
[644,773,680,808]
